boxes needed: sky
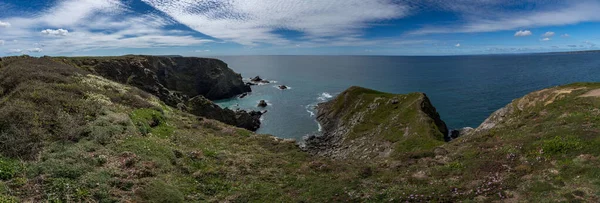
[0,0,599,56]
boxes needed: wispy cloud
[141,0,408,46]
[542,32,555,38]
[41,29,69,36]
[0,0,211,55]
[408,1,600,35]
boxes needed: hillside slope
[52,56,261,131]
[0,56,599,202]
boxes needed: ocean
[213,53,600,140]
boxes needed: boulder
[250,76,263,82]
[278,85,288,90]
[258,100,268,108]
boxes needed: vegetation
[0,56,599,202]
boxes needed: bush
[542,136,582,156]
[0,157,19,180]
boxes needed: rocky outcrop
[55,55,260,131]
[64,55,250,101]
[186,96,262,131]
[304,86,448,160]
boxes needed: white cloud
[514,30,532,37]
[455,43,461,47]
[194,50,211,52]
[0,40,4,46]
[562,34,570,37]
[0,21,10,28]
[141,0,409,45]
[7,49,22,54]
[27,48,43,53]
[542,31,555,37]
[41,29,69,36]
[541,38,550,41]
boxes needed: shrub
[0,157,19,180]
[542,136,582,156]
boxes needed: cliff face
[304,86,448,160]
[54,56,259,131]
[62,55,250,101]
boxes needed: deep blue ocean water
[213,53,600,140]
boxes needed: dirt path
[579,89,600,97]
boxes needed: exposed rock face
[56,55,260,131]
[304,86,448,160]
[186,96,262,131]
[65,55,251,101]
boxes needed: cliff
[52,55,260,131]
[304,86,448,160]
[62,55,250,101]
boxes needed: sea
[213,53,600,140]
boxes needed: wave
[317,92,333,101]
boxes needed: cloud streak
[408,0,600,35]
[141,0,408,45]
[0,0,211,55]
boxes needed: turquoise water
[214,54,600,140]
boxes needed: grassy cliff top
[313,86,448,160]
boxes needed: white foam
[317,123,322,132]
[317,92,333,101]
[306,109,315,117]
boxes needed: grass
[1,56,600,202]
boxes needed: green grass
[130,108,175,138]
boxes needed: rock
[434,147,449,156]
[186,95,261,131]
[68,55,251,101]
[250,76,263,82]
[303,86,448,160]
[278,85,288,90]
[239,93,248,99]
[258,100,268,108]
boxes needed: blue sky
[0,0,599,56]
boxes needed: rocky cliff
[53,56,260,131]
[304,86,448,160]
[62,55,250,101]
